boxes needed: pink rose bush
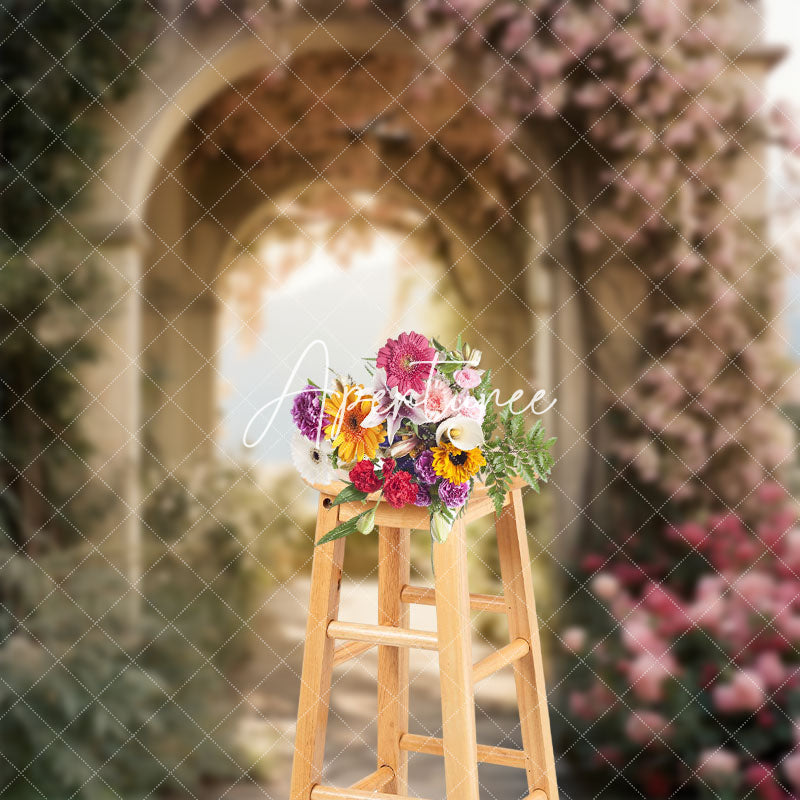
[560,483,800,799]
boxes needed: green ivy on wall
[0,4,240,798]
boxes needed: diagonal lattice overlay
[1,1,799,799]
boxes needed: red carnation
[383,471,417,509]
[381,458,396,478]
[349,460,383,493]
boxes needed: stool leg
[377,526,411,794]
[433,518,480,800]
[496,489,559,800]
[290,495,346,800]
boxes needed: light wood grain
[496,489,559,800]
[472,637,530,684]
[400,584,507,613]
[316,476,525,530]
[433,517,480,800]
[311,786,428,800]
[336,487,513,529]
[399,733,527,769]
[332,640,375,667]
[293,480,559,800]
[461,490,510,523]
[327,620,438,650]
[348,765,394,792]
[337,500,429,529]
[377,526,411,794]
[289,495,347,800]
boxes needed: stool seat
[289,480,559,800]
[307,476,527,529]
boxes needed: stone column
[80,222,145,624]
[521,181,593,564]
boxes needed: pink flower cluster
[563,485,800,798]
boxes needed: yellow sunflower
[324,384,384,463]
[431,443,486,484]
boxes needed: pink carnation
[452,392,486,423]
[419,377,455,422]
[454,367,483,389]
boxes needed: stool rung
[400,584,507,614]
[327,620,438,651]
[311,786,429,800]
[399,733,527,769]
[526,792,548,800]
[473,637,530,683]
[349,765,393,791]
[332,640,375,666]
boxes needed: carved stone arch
[82,8,594,567]
[139,143,505,469]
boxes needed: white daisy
[291,431,335,484]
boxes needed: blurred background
[2,0,800,798]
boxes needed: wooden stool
[289,478,558,800]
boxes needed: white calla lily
[435,415,484,450]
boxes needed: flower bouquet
[289,332,555,545]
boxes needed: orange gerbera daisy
[324,384,385,463]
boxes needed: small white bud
[356,507,376,535]
[431,512,453,543]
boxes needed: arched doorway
[81,16,602,794]
[137,46,549,471]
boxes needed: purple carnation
[291,385,329,441]
[413,484,432,507]
[438,480,470,509]
[414,450,437,485]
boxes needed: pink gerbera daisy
[376,332,436,395]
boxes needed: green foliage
[0,527,239,800]
[316,508,374,545]
[330,484,369,507]
[0,0,153,540]
[315,484,373,544]
[1,1,152,247]
[0,4,250,799]
[0,255,109,548]
[482,408,555,515]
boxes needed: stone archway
[134,44,548,452]
[82,9,596,582]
